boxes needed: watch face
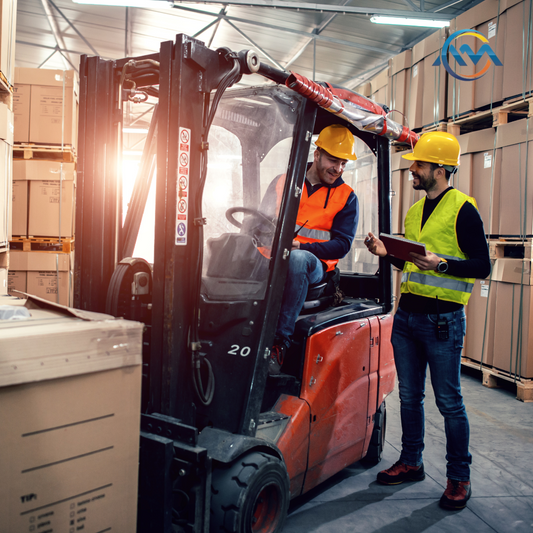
[438,261,448,273]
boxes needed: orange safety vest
[265,174,353,272]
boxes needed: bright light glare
[73,0,173,7]
[123,127,149,134]
[370,16,450,28]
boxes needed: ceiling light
[123,127,149,133]
[73,0,173,8]
[370,16,450,28]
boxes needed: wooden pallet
[13,143,76,163]
[447,97,533,135]
[489,237,533,260]
[461,357,533,402]
[420,122,448,133]
[10,237,75,254]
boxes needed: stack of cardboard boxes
[9,68,78,306]
[0,0,17,296]
[369,0,533,384]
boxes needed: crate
[461,357,533,402]
[13,143,76,163]
[448,97,533,135]
[10,237,75,254]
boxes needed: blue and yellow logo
[433,29,503,81]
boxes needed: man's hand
[364,232,387,257]
[409,251,441,271]
[292,240,300,250]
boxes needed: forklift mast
[75,34,402,533]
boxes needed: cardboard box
[471,148,501,235]
[0,295,142,533]
[370,67,390,107]
[13,83,30,143]
[447,19,476,119]
[453,128,496,197]
[389,51,411,119]
[391,170,403,235]
[10,251,73,306]
[12,179,28,236]
[15,160,76,238]
[502,0,532,101]
[0,0,17,87]
[0,267,6,294]
[354,82,371,97]
[492,257,533,284]
[401,170,424,234]
[464,279,496,365]
[7,270,26,296]
[494,119,533,236]
[14,68,78,149]
[0,139,11,248]
[408,59,425,130]
[422,28,448,128]
[492,282,533,377]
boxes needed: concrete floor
[283,367,533,533]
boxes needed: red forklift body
[73,35,408,533]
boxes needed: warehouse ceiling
[17,0,485,89]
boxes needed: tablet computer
[380,233,427,262]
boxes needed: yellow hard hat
[402,131,460,167]
[315,124,357,161]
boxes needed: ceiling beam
[173,5,402,54]
[171,1,452,19]
[47,0,100,56]
[40,0,71,69]
[283,0,350,68]
[224,18,286,70]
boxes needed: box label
[480,282,489,298]
[488,21,497,39]
[484,152,492,168]
[413,64,418,78]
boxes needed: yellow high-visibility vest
[401,188,477,305]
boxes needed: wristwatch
[435,258,448,273]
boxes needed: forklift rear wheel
[362,401,387,466]
[210,451,289,533]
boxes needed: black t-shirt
[389,187,491,314]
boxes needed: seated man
[268,124,359,374]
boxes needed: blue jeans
[276,249,324,343]
[392,307,471,481]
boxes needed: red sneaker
[439,479,472,510]
[377,460,425,485]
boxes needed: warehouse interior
[2,0,533,531]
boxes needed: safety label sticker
[176,127,191,245]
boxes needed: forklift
[74,34,418,533]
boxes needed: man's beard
[413,170,437,191]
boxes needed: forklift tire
[362,401,387,466]
[210,451,289,533]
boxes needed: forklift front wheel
[210,451,289,533]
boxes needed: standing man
[365,132,490,510]
[268,124,359,374]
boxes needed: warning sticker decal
[176,127,191,245]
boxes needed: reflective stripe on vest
[401,271,474,293]
[401,188,477,306]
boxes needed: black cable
[190,56,241,406]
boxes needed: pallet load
[0,294,143,531]
[9,69,78,305]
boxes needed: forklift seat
[302,267,340,311]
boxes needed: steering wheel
[225,207,276,235]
